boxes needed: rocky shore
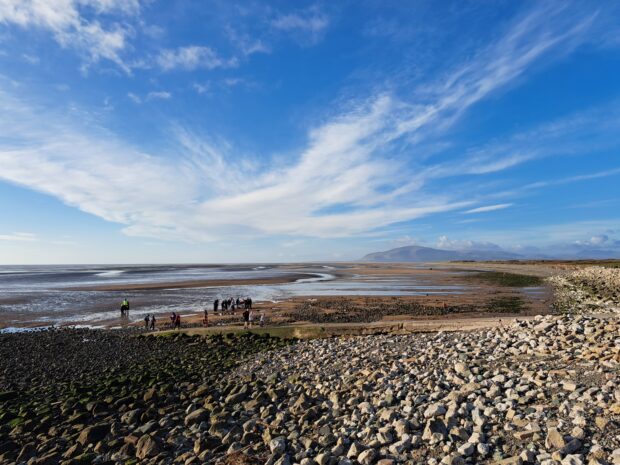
[1,312,618,465]
[547,267,620,314]
[222,314,619,465]
[0,329,291,464]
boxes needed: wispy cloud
[146,91,171,100]
[391,3,598,140]
[0,0,140,72]
[271,7,329,44]
[464,204,512,214]
[193,82,210,95]
[0,2,613,243]
[521,167,620,191]
[156,46,237,71]
[127,90,172,103]
[0,232,37,242]
[0,86,468,241]
[272,12,328,33]
[22,53,39,64]
[223,78,245,87]
[127,92,141,104]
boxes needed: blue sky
[0,0,619,264]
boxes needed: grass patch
[8,417,23,427]
[466,271,542,287]
[485,296,524,313]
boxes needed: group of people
[143,313,156,330]
[242,307,264,329]
[121,295,265,330]
[213,297,252,314]
[204,296,264,328]
[169,312,181,329]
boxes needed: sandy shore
[156,314,533,340]
[0,261,554,330]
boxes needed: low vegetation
[484,296,524,313]
[465,271,543,287]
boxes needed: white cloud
[272,12,328,33]
[522,167,620,191]
[435,230,620,257]
[271,8,329,44]
[239,40,270,56]
[589,234,609,245]
[193,82,210,95]
[464,203,512,214]
[127,92,141,104]
[436,235,503,251]
[0,0,140,71]
[146,91,171,100]
[22,53,39,64]
[0,86,468,242]
[0,3,611,243]
[223,78,244,87]
[219,77,258,91]
[575,234,610,246]
[391,5,597,140]
[156,46,237,71]
[127,90,171,103]
[435,220,620,253]
[0,232,37,242]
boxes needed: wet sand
[0,262,557,330]
[63,273,315,291]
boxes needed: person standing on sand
[243,308,250,329]
[203,307,209,327]
[174,313,181,330]
[213,299,219,313]
[248,309,254,328]
[259,311,265,327]
[170,312,176,329]
[150,314,156,330]
[144,314,150,329]
[120,298,129,316]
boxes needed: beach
[0,263,619,464]
[0,262,553,330]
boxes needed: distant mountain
[361,245,522,262]
[574,248,620,259]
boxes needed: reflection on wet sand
[0,262,552,329]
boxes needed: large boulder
[77,423,110,446]
[136,434,159,460]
